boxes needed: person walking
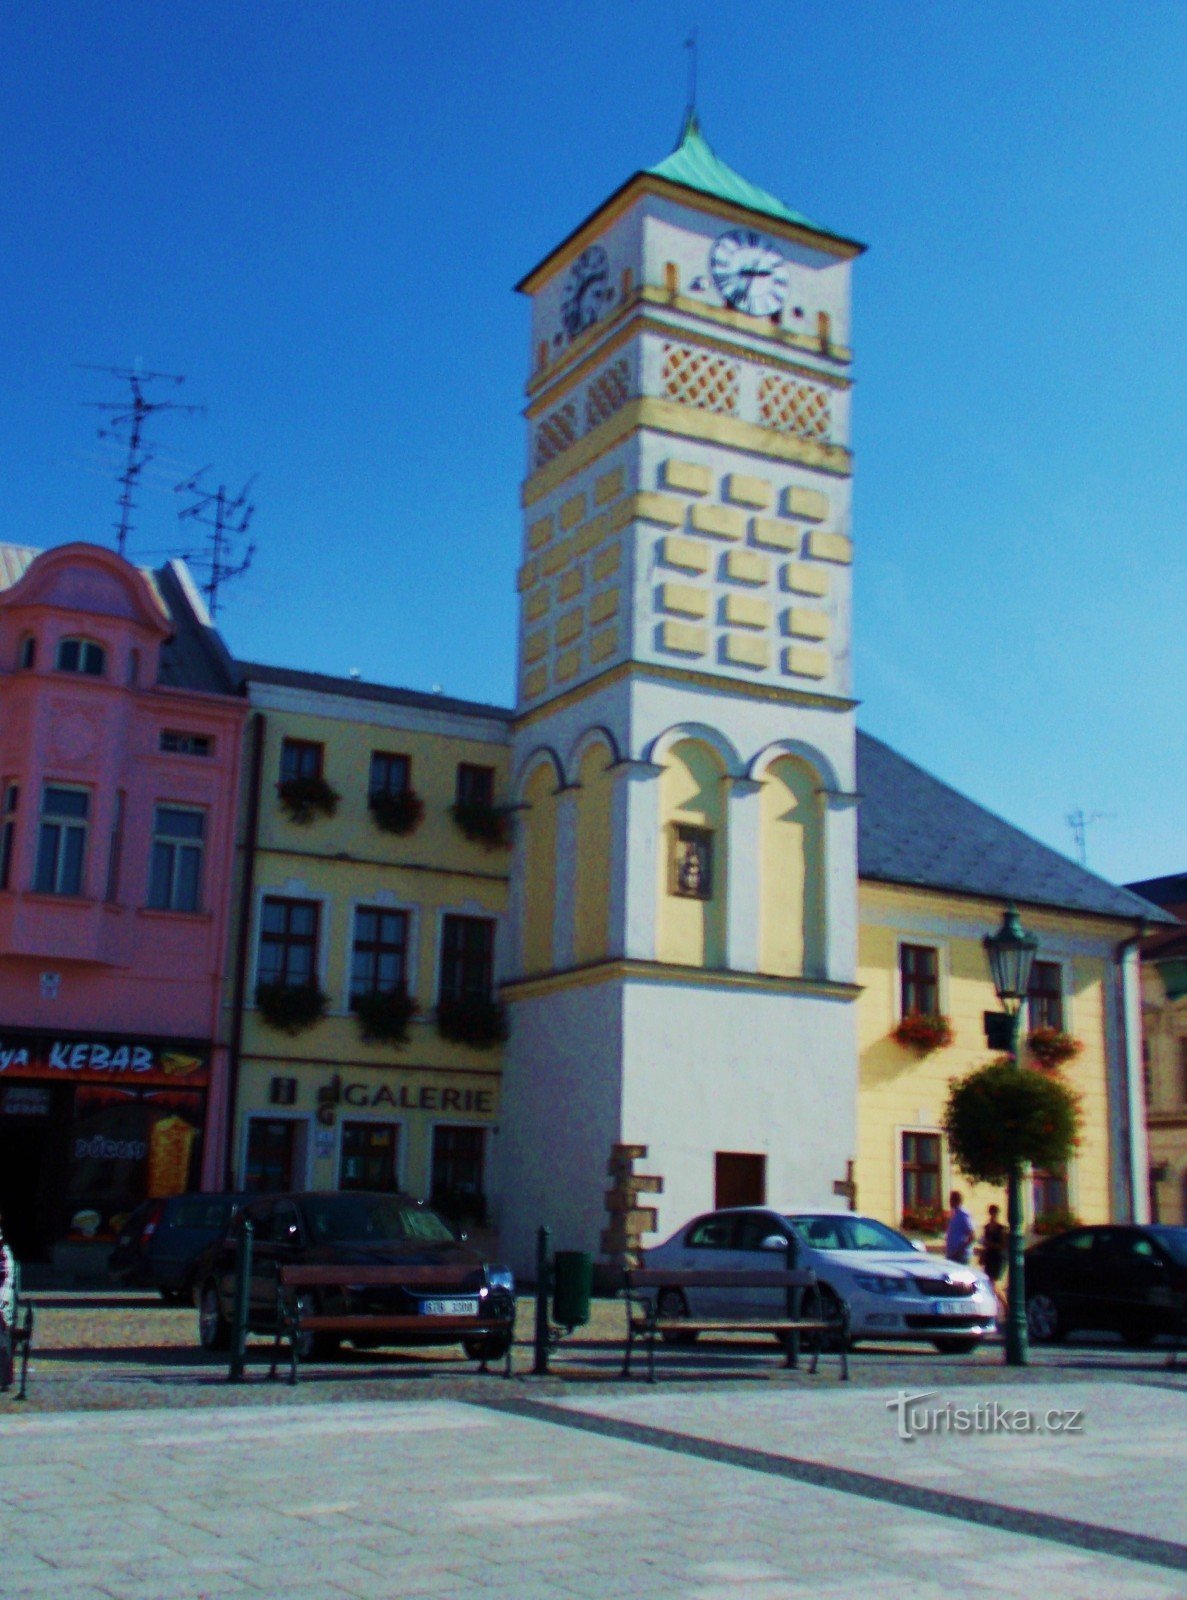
[945,1190,976,1265]
[979,1203,1008,1321]
[0,1213,15,1392]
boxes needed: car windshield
[785,1214,918,1253]
[300,1195,455,1245]
[1148,1226,1187,1266]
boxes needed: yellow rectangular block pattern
[783,644,830,679]
[690,502,745,541]
[592,542,621,580]
[724,473,773,510]
[659,620,708,656]
[555,647,582,682]
[517,558,540,592]
[523,628,549,663]
[659,534,710,574]
[751,516,800,553]
[783,486,830,522]
[723,633,770,669]
[555,607,584,645]
[806,529,853,565]
[559,568,584,601]
[541,539,572,576]
[784,563,830,597]
[528,514,554,550]
[723,593,771,630]
[575,511,609,555]
[659,582,710,619]
[595,466,625,505]
[560,492,586,531]
[590,626,617,662]
[524,587,550,622]
[635,491,686,527]
[786,607,830,640]
[522,665,548,699]
[661,459,713,495]
[724,550,770,586]
[589,587,620,624]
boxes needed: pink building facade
[0,543,245,1264]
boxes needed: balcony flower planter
[892,1012,955,1056]
[449,799,511,850]
[369,788,424,836]
[1032,1207,1082,1238]
[255,980,328,1034]
[352,986,418,1046]
[436,994,509,1049]
[277,774,340,825]
[900,1204,946,1239]
[1027,1028,1083,1070]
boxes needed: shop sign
[1,1084,51,1116]
[0,1030,210,1087]
[317,1075,496,1116]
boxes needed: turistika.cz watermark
[888,1389,1085,1442]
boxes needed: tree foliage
[942,1058,1080,1186]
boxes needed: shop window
[34,785,89,896]
[369,751,411,797]
[670,823,713,899]
[0,784,18,890]
[439,914,495,1001]
[160,729,212,757]
[899,943,939,1016]
[431,1125,486,1226]
[244,1118,304,1194]
[1028,961,1064,1031]
[55,637,106,676]
[455,762,494,807]
[257,896,320,988]
[1032,1168,1069,1218]
[901,1131,942,1212]
[340,1121,399,1192]
[18,634,35,670]
[350,906,409,999]
[714,1151,766,1209]
[147,805,205,912]
[279,738,323,782]
[104,790,125,904]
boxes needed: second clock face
[561,244,610,339]
[710,229,789,317]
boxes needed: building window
[350,907,409,999]
[55,637,106,676]
[431,1125,486,1225]
[160,730,212,758]
[279,738,323,783]
[0,784,18,889]
[104,790,125,904]
[455,762,494,808]
[257,896,320,988]
[34,785,89,895]
[244,1118,303,1194]
[1028,960,1064,1031]
[18,634,35,670]
[1032,1168,1069,1219]
[147,805,205,912]
[714,1152,766,1209]
[340,1121,399,1192]
[369,751,410,797]
[899,943,939,1016]
[439,914,495,1001]
[901,1131,942,1212]
[670,823,713,899]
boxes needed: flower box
[1027,1028,1083,1069]
[277,774,340,824]
[449,799,511,850]
[351,987,418,1045]
[892,1012,955,1055]
[900,1204,946,1238]
[255,981,328,1034]
[368,788,424,836]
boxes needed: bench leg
[647,1326,656,1386]
[17,1307,33,1401]
[267,1322,283,1382]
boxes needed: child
[979,1203,1008,1321]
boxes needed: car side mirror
[911,1239,929,1253]
[760,1234,789,1251]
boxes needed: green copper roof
[647,111,815,229]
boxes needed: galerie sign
[0,1030,210,1088]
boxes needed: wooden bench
[622,1266,850,1383]
[1,1260,34,1402]
[268,1263,515,1385]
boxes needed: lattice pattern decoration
[757,373,831,440]
[534,401,578,468]
[585,358,630,431]
[662,344,739,415]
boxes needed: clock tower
[496,115,866,1273]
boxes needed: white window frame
[55,636,106,676]
[147,802,206,913]
[344,896,418,1013]
[895,1124,948,1224]
[333,1114,404,1193]
[34,783,90,896]
[893,937,949,1024]
[250,884,331,997]
[1026,957,1070,1035]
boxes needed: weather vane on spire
[684,26,699,122]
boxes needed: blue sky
[3,1,1184,888]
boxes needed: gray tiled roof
[235,660,514,724]
[857,730,1172,926]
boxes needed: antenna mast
[174,467,257,618]
[79,366,204,556]
[1066,807,1115,868]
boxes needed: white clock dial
[709,229,789,317]
[560,244,610,339]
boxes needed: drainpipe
[224,711,265,1188]
[1113,923,1147,1225]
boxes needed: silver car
[644,1206,998,1353]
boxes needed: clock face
[709,229,789,317]
[561,245,610,339]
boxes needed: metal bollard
[532,1225,551,1376]
[228,1217,254,1383]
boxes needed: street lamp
[984,903,1039,1366]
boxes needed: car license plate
[421,1297,479,1317]
[932,1300,967,1317]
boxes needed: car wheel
[1026,1292,1065,1343]
[931,1336,982,1355]
[293,1291,339,1361]
[198,1280,230,1352]
[657,1287,698,1344]
[463,1333,512,1363]
[815,1284,852,1352]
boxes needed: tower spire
[683,27,699,134]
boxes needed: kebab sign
[0,1030,210,1087]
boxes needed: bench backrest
[277,1263,482,1291]
[627,1267,816,1291]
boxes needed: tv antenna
[1066,807,1115,868]
[79,366,204,556]
[174,467,257,618]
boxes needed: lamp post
[983,903,1039,1366]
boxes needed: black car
[109,1193,250,1303]
[195,1190,515,1361]
[1025,1223,1187,1344]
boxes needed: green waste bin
[552,1250,593,1328]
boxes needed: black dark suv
[1025,1224,1187,1344]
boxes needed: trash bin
[552,1250,593,1328]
